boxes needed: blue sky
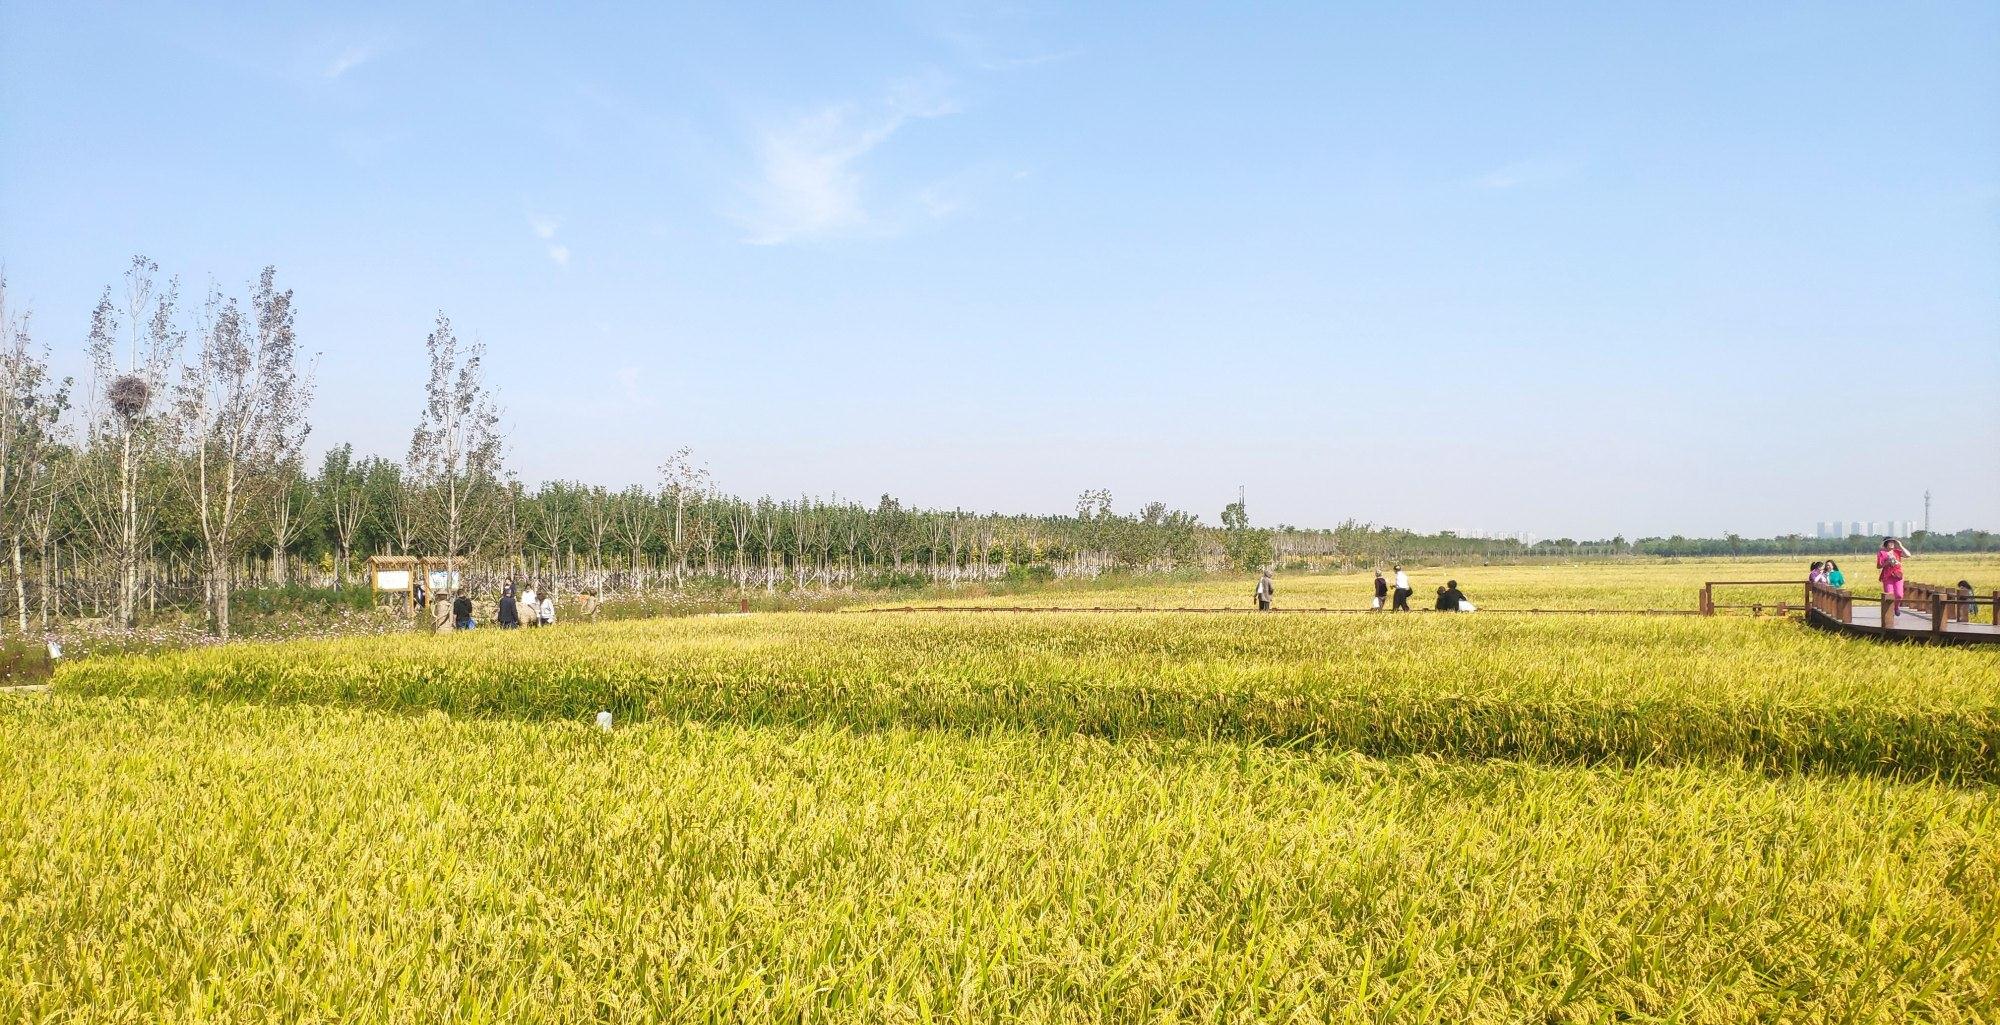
[3,2,1995,539]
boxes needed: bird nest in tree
[108,375,150,421]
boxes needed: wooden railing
[1697,580,1807,616]
[1806,578,1998,633]
[1905,581,2000,628]
[1806,580,1852,624]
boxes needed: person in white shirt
[539,593,555,626]
[521,586,539,627]
[1392,566,1412,612]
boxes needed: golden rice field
[859,555,2000,612]
[6,558,1999,1022]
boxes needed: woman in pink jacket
[1877,537,1912,619]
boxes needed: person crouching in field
[1440,579,1470,612]
[1392,566,1412,611]
[1372,571,1387,610]
[1877,538,1911,618]
[1255,570,1274,611]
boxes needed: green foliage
[231,583,376,616]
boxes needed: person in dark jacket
[1372,571,1388,611]
[497,590,520,628]
[1433,585,1451,610]
[1438,580,1468,612]
[451,592,473,630]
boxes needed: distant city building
[1813,519,1925,540]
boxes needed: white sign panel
[375,570,412,592]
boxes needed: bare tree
[406,313,502,596]
[0,275,72,633]
[657,446,710,587]
[77,256,183,628]
[172,268,312,637]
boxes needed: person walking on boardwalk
[1255,570,1274,611]
[1373,571,1388,610]
[1392,566,1412,611]
[1877,538,1911,619]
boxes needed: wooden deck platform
[1802,579,2000,646]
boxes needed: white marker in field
[596,710,613,732]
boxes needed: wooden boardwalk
[1802,579,2000,647]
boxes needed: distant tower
[1924,490,1931,534]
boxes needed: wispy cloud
[324,46,375,80]
[528,214,569,266]
[738,82,960,245]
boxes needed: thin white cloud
[739,84,960,245]
[324,46,374,79]
[527,214,568,265]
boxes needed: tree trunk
[9,534,24,635]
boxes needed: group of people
[496,582,556,629]
[441,582,558,631]
[1251,566,1472,612]
[1810,537,1977,621]
[1806,559,1848,588]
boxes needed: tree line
[3,257,1992,638]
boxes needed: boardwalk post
[1699,585,1713,616]
[1931,594,1947,635]
[1992,591,1999,628]
[1880,595,1893,630]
